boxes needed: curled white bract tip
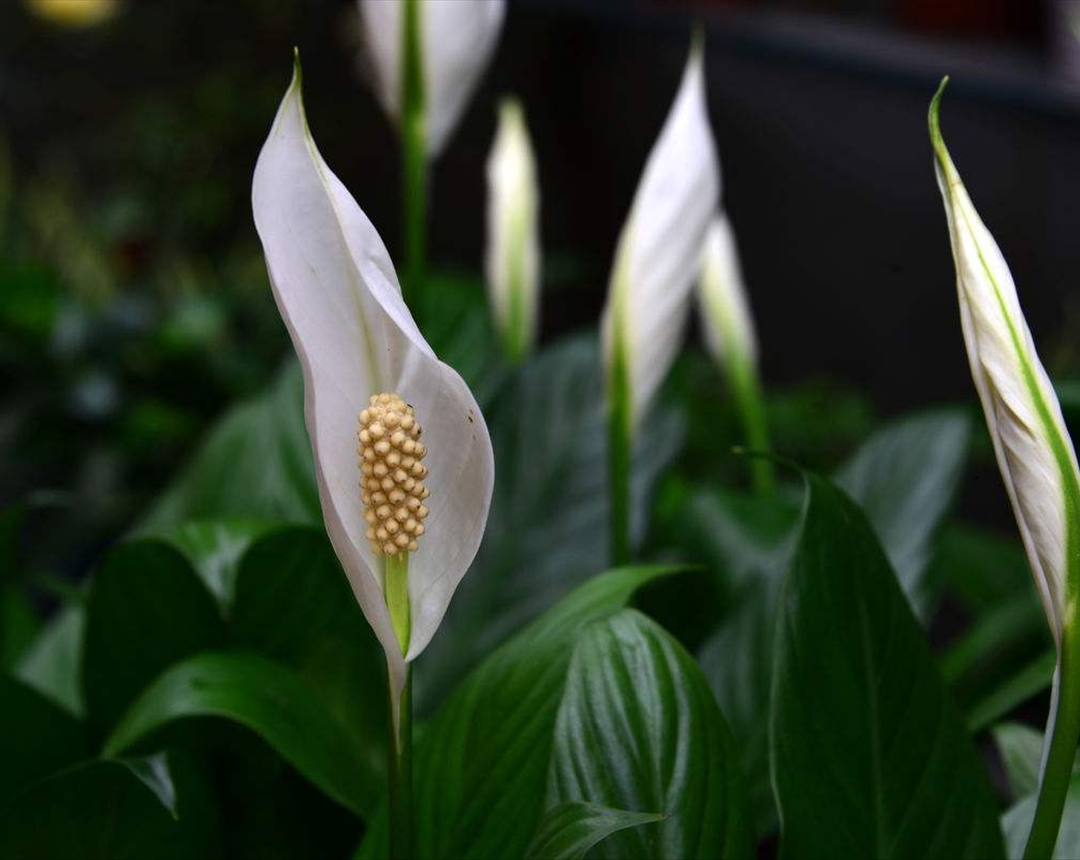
[930,90,1080,644]
[601,40,720,434]
[359,0,506,158]
[698,215,758,372]
[485,97,541,361]
[252,62,495,699]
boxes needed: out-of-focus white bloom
[930,83,1080,644]
[25,0,119,27]
[485,98,540,362]
[359,0,506,158]
[252,58,495,709]
[601,39,719,435]
[698,215,758,374]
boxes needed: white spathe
[931,93,1080,644]
[359,0,506,158]
[485,98,540,359]
[601,40,719,433]
[252,61,495,701]
[698,214,758,371]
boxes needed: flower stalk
[385,551,412,860]
[607,324,633,566]
[401,0,427,309]
[387,663,413,860]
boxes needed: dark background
[2,0,1078,564]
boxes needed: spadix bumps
[358,393,430,556]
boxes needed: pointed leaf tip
[928,76,949,148]
[690,22,706,56]
[292,47,302,86]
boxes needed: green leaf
[14,603,85,716]
[146,519,276,608]
[0,755,205,859]
[1,583,40,668]
[418,335,683,709]
[686,489,798,837]
[103,650,377,818]
[677,410,976,837]
[230,525,387,780]
[966,651,1055,733]
[0,675,88,808]
[1002,778,1080,860]
[835,408,970,619]
[142,361,320,529]
[991,722,1080,802]
[525,802,666,860]
[82,539,226,732]
[771,472,1003,859]
[931,524,1033,615]
[358,566,676,860]
[548,609,751,859]
[416,272,508,406]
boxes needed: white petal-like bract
[601,40,719,434]
[485,97,540,361]
[359,0,506,158]
[930,85,1080,643]
[698,214,758,372]
[252,60,495,699]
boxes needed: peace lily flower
[930,79,1080,859]
[252,57,495,718]
[358,0,506,159]
[698,215,773,491]
[485,97,540,362]
[601,37,718,562]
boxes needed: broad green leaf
[0,755,208,859]
[931,524,1033,614]
[966,651,1055,732]
[525,802,666,860]
[1002,778,1080,860]
[142,361,320,528]
[82,539,226,732]
[942,596,1049,708]
[418,335,683,710]
[358,566,676,859]
[992,722,1080,802]
[835,408,970,619]
[230,525,387,780]
[0,675,88,808]
[415,272,508,406]
[1,583,39,668]
[104,650,377,818]
[771,473,1003,859]
[146,519,275,608]
[14,603,85,716]
[680,410,977,837]
[548,609,751,859]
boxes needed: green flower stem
[401,0,427,310]
[1024,626,1080,859]
[608,337,632,567]
[728,355,773,494]
[384,552,412,860]
[387,664,413,860]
